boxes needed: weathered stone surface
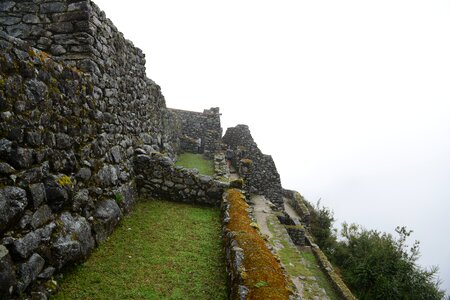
[22,14,40,24]
[25,79,48,103]
[92,199,122,243]
[25,131,42,147]
[97,164,118,187]
[0,245,16,298]
[0,2,15,12]
[0,16,21,26]
[29,183,46,208]
[44,178,70,212]
[31,205,52,229]
[40,2,67,14]
[0,186,28,233]
[37,266,55,280]
[12,231,41,259]
[55,133,72,150]
[75,167,91,181]
[51,212,94,269]
[52,11,89,23]
[9,147,34,169]
[17,253,45,292]
[110,145,121,163]
[0,138,13,159]
[0,162,15,175]
[72,189,90,212]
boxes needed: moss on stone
[227,189,291,300]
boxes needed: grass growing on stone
[175,153,215,176]
[52,200,228,300]
[266,214,340,300]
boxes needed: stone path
[250,195,337,300]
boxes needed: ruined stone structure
[0,2,355,299]
[222,124,284,209]
[169,107,222,158]
[0,1,177,297]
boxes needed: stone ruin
[0,1,354,299]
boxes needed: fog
[94,0,450,292]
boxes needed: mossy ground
[52,200,228,300]
[175,153,214,176]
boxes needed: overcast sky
[94,0,450,292]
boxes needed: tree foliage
[306,202,445,299]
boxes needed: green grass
[175,153,214,176]
[52,200,228,300]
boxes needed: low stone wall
[223,125,283,209]
[283,189,311,227]
[221,193,248,300]
[134,152,228,206]
[276,212,306,246]
[305,234,356,300]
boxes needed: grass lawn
[52,200,228,300]
[175,153,215,176]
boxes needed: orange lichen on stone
[227,189,291,300]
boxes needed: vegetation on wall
[226,189,291,300]
[306,201,445,299]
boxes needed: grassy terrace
[175,153,215,176]
[53,200,228,300]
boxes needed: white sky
[94,0,450,293]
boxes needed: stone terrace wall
[223,125,283,209]
[134,152,228,206]
[169,107,222,158]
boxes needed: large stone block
[92,199,122,243]
[0,245,16,298]
[0,186,28,233]
[50,212,94,269]
[17,253,45,292]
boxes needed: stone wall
[223,124,283,209]
[283,189,311,227]
[169,107,222,158]
[134,152,228,206]
[0,0,178,155]
[0,2,178,297]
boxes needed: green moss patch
[175,153,214,176]
[53,200,228,300]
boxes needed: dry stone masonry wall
[169,107,222,158]
[134,152,228,206]
[0,1,354,299]
[223,124,283,209]
[0,1,179,297]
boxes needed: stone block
[0,186,28,233]
[40,2,67,14]
[0,245,16,297]
[31,205,52,229]
[17,253,45,292]
[52,11,89,23]
[29,183,46,208]
[92,199,122,243]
